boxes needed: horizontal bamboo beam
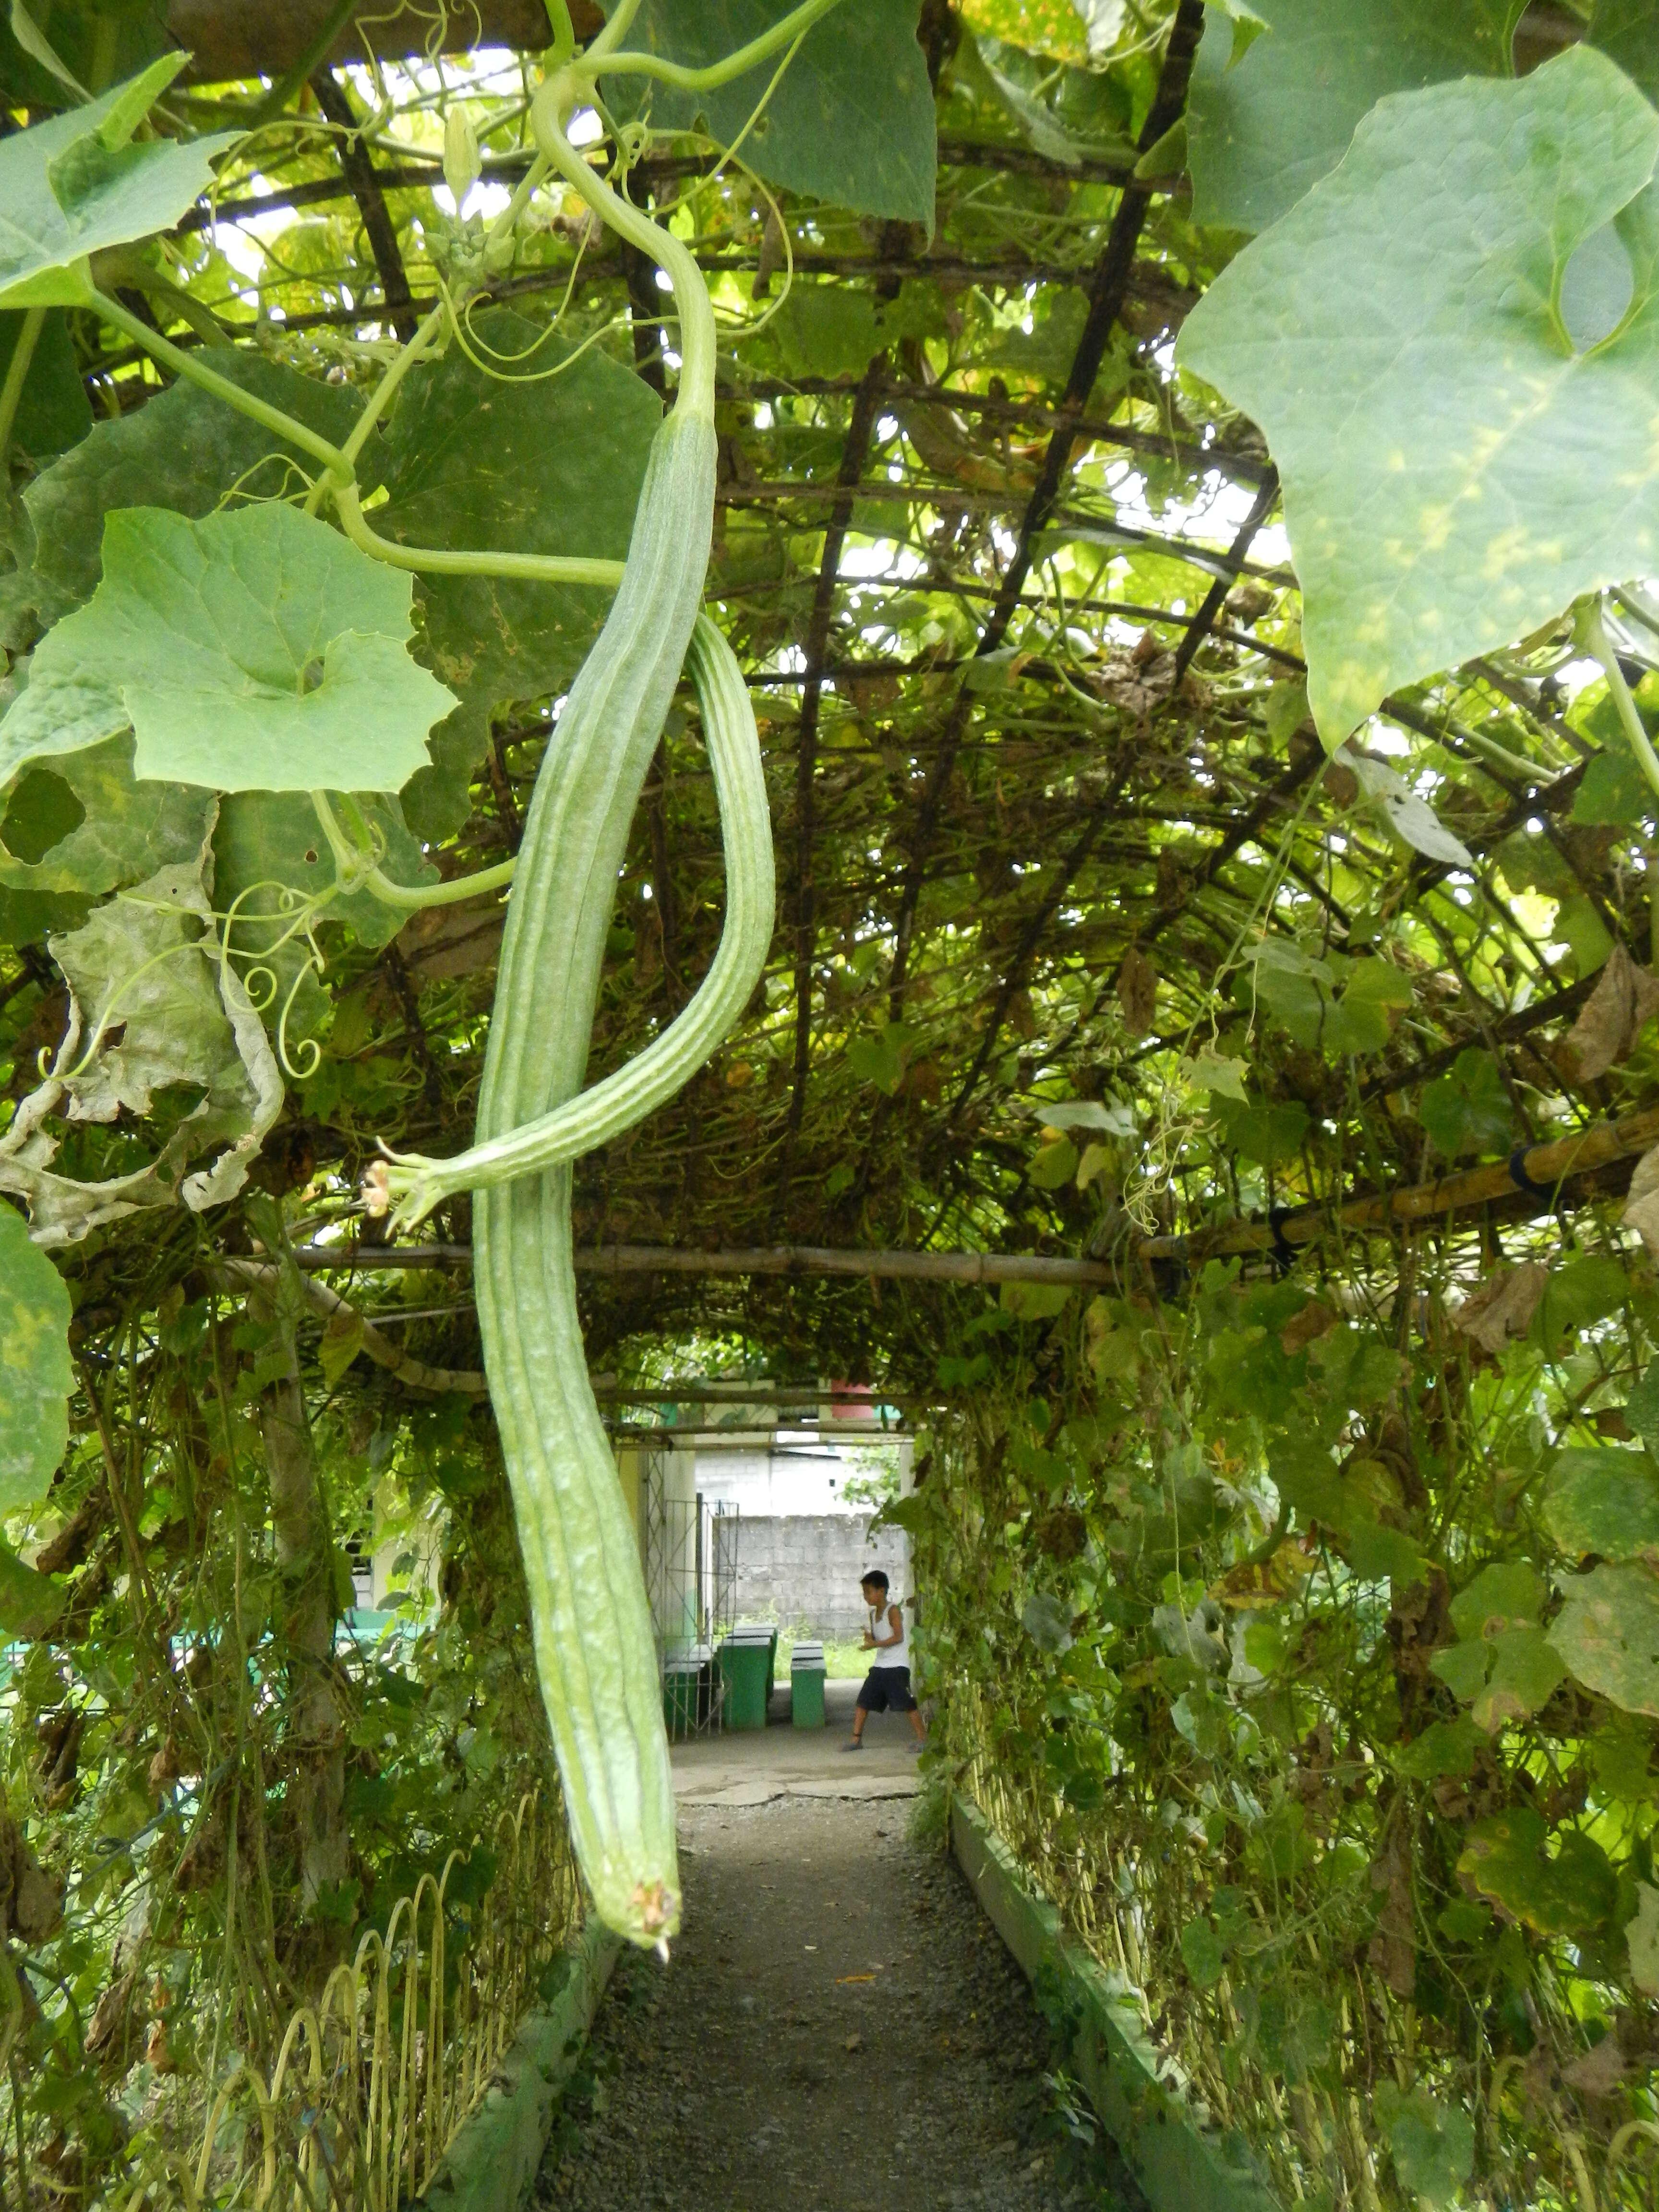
[1139,1105,1659,1262]
[293,1242,1117,1286]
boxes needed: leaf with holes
[0,1197,72,1515]
[0,735,212,945]
[1179,49,1659,745]
[0,504,457,793]
[1551,1561,1659,1714]
[0,57,240,308]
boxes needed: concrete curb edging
[414,1917,622,2212]
[950,1794,1284,2212]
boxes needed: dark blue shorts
[857,1665,916,1713]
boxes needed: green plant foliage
[0,1536,62,1635]
[10,351,368,634]
[1418,1047,1511,1159]
[1544,1445,1659,1560]
[0,1193,72,1512]
[1373,2082,1475,2209]
[0,504,457,792]
[373,309,660,832]
[1187,0,1521,235]
[0,57,239,307]
[0,308,89,460]
[598,0,938,226]
[1178,47,1659,743]
[1550,1560,1659,1714]
[1595,0,1659,103]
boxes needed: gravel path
[534,1792,1139,2212]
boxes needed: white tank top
[869,1601,908,1668]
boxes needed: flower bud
[443,106,481,213]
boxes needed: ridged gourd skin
[474,405,716,1946]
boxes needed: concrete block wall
[730,1514,912,1639]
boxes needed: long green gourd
[458,72,723,1949]
[72,0,842,1950]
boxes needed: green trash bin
[791,1641,826,1729]
[718,1636,771,1730]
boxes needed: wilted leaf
[1347,751,1474,867]
[1280,1298,1336,1356]
[1451,1263,1549,1356]
[1623,1141,1659,1259]
[1561,2035,1627,2098]
[0,504,457,793]
[1561,941,1659,1080]
[0,846,283,1245]
[1550,1560,1659,1715]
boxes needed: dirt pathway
[534,1781,1137,2212]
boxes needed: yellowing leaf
[1179,49,1659,743]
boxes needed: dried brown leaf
[1117,947,1157,1037]
[1451,1263,1549,1356]
[1562,942,1659,1082]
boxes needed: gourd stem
[531,86,717,421]
[86,288,353,482]
[331,478,625,588]
[311,789,518,910]
[594,0,847,93]
[381,613,771,1221]
[1577,596,1659,803]
[0,307,45,465]
[583,0,645,60]
[340,302,449,471]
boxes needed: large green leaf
[1374,2083,1475,2211]
[0,309,90,462]
[0,1,171,109]
[598,0,936,226]
[1551,1561,1659,1715]
[0,57,240,309]
[374,308,659,837]
[1458,1807,1619,1936]
[0,504,457,793]
[1187,0,1524,235]
[1178,48,1659,745]
[1595,0,1659,104]
[1545,1448,1659,1562]
[11,351,368,637]
[0,1196,72,1515]
[0,1539,62,1637]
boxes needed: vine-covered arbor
[2,2,1659,2206]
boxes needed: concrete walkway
[670,1678,925,1807]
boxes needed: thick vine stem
[378,613,772,1227]
[530,74,717,421]
[588,0,848,95]
[331,479,626,589]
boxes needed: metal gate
[640,1449,738,1735]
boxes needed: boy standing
[844,1569,926,1751]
